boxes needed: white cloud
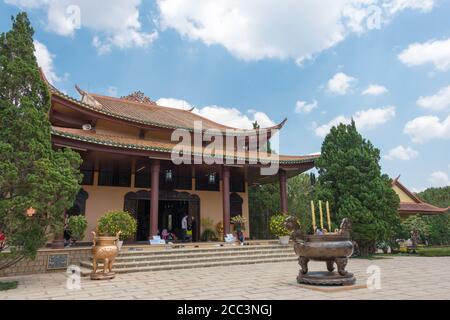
[6,0,158,54]
[33,40,61,84]
[398,38,450,71]
[295,100,318,114]
[314,106,396,137]
[156,0,435,64]
[383,0,435,14]
[362,84,388,96]
[107,86,118,97]
[404,115,450,144]
[156,98,193,110]
[327,72,357,95]
[383,145,418,160]
[417,85,450,111]
[428,171,450,187]
[156,98,276,129]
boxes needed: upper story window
[135,160,151,188]
[98,159,131,187]
[80,158,95,186]
[160,164,192,190]
[195,167,220,192]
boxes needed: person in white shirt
[181,214,188,242]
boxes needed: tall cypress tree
[315,120,401,256]
[0,13,81,269]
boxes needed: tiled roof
[49,83,286,134]
[399,202,449,214]
[51,126,320,165]
[392,176,449,215]
[90,93,233,131]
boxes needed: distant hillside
[418,186,450,208]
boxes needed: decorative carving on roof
[121,91,156,105]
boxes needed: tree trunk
[358,240,376,257]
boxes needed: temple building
[392,176,449,219]
[46,77,318,242]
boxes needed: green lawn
[0,281,18,291]
[417,246,450,257]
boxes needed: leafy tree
[0,13,81,270]
[288,174,315,234]
[418,186,450,208]
[418,187,450,245]
[314,120,401,256]
[401,215,430,243]
[249,174,315,239]
[249,182,280,239]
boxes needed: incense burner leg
[299,256,309,275]
[336,258,348,276]
[326,260,335,272]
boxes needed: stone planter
[117,240,124,251]
[90,232,120,280]
[279,236,290,245]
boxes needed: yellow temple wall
[392,185,415,203]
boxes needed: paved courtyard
[1,256,449,300]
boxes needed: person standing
[181,214,188,242]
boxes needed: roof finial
[121,91,156,105]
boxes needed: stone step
[81,252,297,270]
[81,256,298,276]
[111,248,294,263]
[117,244,293,257]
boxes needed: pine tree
[0,13,81,269]
[314,120,401,256]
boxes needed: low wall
[0,247,91,278]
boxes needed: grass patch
[352,254,392,260]
[417,247,450,257]
[0,281,18,291]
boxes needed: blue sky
[1,0,450,191]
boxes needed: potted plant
[200,217,217,242]
[66,215,88,246]
[269,214,291,245]
[97,210,137,251]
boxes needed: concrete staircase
[80,244,297,276]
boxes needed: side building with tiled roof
[392,176,449,219]
[46,77,318,244]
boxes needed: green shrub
[0,281,18,291]
[269,214,291,237]
[201,229,217,242]
[97,211,137,240]
[200,217,216,241]
[417,247,450,257]
[67,216,88,242]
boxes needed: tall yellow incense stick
[326,201,332,232]
[310,201,316,230]
[319,201,324,230]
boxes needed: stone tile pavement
[1,256,449,300]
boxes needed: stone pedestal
[297,271,356,286]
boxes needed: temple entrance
[136,200,150,241]
[124,190,200,242]
[159,201,189,241]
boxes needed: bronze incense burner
[285,217,356,286]
[90,231,120,280]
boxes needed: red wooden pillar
[279,169,288,214]
[222,166,231,237]
[150,160,160,237]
